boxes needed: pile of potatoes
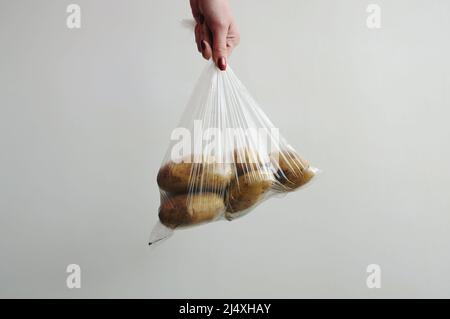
[157,149,315,229]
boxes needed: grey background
[1,0,449,298]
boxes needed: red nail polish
[218,57,227,71]
[201,41,206,51]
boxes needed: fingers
[227,21,240,54]
[211,26,228,70]
[190,0,202,24]
[194,22,240,71]
[190,0,239,71]
[200,23,213,60]
[194,23,202,53]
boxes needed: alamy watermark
[66,4,81,29]
[366,4,381,29]
[66,264,81,289]
[170,120,280,163]
[366,264,381,288]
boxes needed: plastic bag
[149,63,318,244]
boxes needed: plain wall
[1,0,449,298]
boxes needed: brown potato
[157,158,232,193]
[271,151,315,191]
[159,193,225,229]
[233,148,269,175]
[226,170,273,213]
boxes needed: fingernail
[218,57,227,71]
[201,40,206,51]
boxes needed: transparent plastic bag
[149,63,318,244]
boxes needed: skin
[227,171,273,213]
[271,151,315,191]
[159,193,225,228]
[190,0,240,71]
[157,160,232,193]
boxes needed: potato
[271,151,315,191]
[233,148,270,175]
[226,170,273,213]
[157,158,232,193]
[159,193,225,228]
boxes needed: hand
[190,0,240,71]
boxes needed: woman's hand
[190,0,240,71]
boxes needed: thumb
[212,27,228,71]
